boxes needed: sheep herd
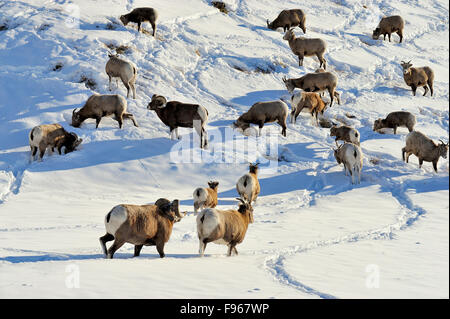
[26,5,448,258]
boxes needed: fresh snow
[0,0,448,298]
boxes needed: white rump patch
[105,205,128,236]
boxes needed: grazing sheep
[197,198,254,257]
[236,163,260,204]
[267,9,306,33]
[120,7,158,36]
[333,143,363,184]
[99,198,185,259]
[147,95,209,149]
[373,111,416,134]
[233,100,289,137]
[283,29,327,69]
[400,61,434,96]
[105,54,137,99]
[193,181,219,214]
[283,71,339,106]
[372,15,404,43]
[290,92,328,125]
[402,131,448,172]
[29,124,82,162]
[330,125,360,146]
[72,94,138,129]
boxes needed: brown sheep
[236,163,260,204]
[400,61,434,96]
[372,15,404,43]
[105,54,137,99]
[267,9,306,33]
[402,131,448,172]
[373,111,416,134]
[330,125,360,146]
[99,198,185,259]
[283,29,327,69]
[193,181,219,214]
[290,92,328,125]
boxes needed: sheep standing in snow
[400,61,435,97]
[330,125,360,146]
[120,7,158,36]
[147,95,209,149]
[283,29,327,69]
[267,9,306,33]
[196,198,254,257]
[236,163,260,204]
[29,124,82,162]
[402,131,448,172]
[233,100,289,137]
[283,72,339,106]
[105,53,137,99]
[333,143,363,184]
[99,198,185,259]
[72,94,139,129]
[193,181,219,214]
[373,111,416,134]
[290,91,328,125]
[372,15,404,43]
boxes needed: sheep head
[233,118,250,132]
[119,15,129,26]
[249,162,259,175]
[155,198,185,223]
[147,95,167,110]
[438,140,449,159]
[236,198,254,224]
[283,29,294,41]
[71,108,84,128]
[372,27,381,40]
[64,132,83,154]
[207,181,219,190]
[266,19,273,29]
[373,118,385,131]
[400,60,413,75]
[330,126,338,136]
[282,77,295,94]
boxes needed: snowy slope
[0,0,448,298]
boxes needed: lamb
[236,163,260,204]
[333,143,363,184]
[72,94,138,129]
[283,29,327,69]
[29,124,82,162]
[105,53,137,99]
[400,61,434,97]
[267,9,306,33]
[120,7,158,36]
[193,181,219,214]
[330,125,360,146]
[283,71,339,106]
[233,100,289,137]
[196,198,254,257]
[373,111,416,134]
[402,131,448,172]
[147,95,209,149]
[99,198,186,259]
[290,92,328,125]
[372,15,404,43]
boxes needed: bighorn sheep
[105,54,137,99]
[29,124,82,162]
[267,9,306,33]
[330,125,360,146]
[373,111,416,134]
[283,29,327,69]
[147,95,209,149]
[400,61,434,97]
[196,198,254,257]
[372,15,404,43]
[236,163,260,204]
[402,131,448,172]
[290,92,328,125]
[283,71,339,106]
[193,181,219,214]
[72,94,138,129]
[99,198,185,259]
[120,7,158,36]
[333,143,363,184]
[233,100,288,137]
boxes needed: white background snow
[0,0,448,298]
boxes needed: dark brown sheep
[267,9,306,33]
[120,7,158,36]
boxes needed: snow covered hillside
[0,0,448,299]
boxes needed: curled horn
[266,19,270,27]
[282,76,287,82]
[72,108,78,116]
[235,197,247,205]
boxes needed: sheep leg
[30,146,38,162]
[108,75,112,91]
[38,143,46,161]
[123,113,139,127]
[258,124,263,137]
[423,86,429,96]
[298,54,304,67]
[133,245,143,257]
[107,238,125,259]
[99,233,114,257]
[406,152,412,163]
[156,242,165,258]
[432,160,438,173]
[316,53,325,70]
[397,30,403,43]
[428,80,434,96]
[202,127,208,149]
[227,245,233,256]
[122,80,131,99]
[95,117,102,129]
[194,202,199,214]
[300,23,306,34]
[193,123,204,148]
[199,240,207,256]
[418,158,423,169]
[151,22,156,37]
[411,84,417,96]
[137,22,141,32]
[388,33,391,42]
[278,120,287,137]
[328,88,335,107]
[402,147,406,161]
[232,246,238,255]
[116,114,124,129]
[393,126,397,134]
